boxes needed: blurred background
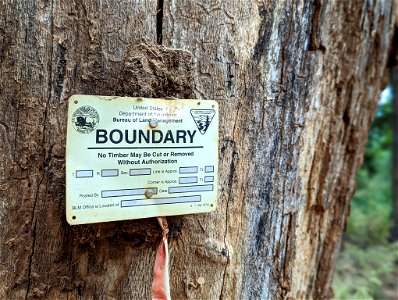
[333,72,398,299]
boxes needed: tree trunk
[0,1,394,299]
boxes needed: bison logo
[72,105,99,134]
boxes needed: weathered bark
[0,1,395,299]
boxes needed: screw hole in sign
[197,101,201,105]
[72,216,76,220]
[74,100,78,104]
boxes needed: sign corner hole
[74,100,78,104]
[72,216,76,220]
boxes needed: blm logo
[190,109,216,135]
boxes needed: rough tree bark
[0,1,395,299]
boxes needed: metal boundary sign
[66,95,219,225]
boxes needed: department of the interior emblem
[72,105,100,134]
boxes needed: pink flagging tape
[152,217,171,300]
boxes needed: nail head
[149,119,158,128]
[145,189,154,198]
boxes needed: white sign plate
[66,95,219,225]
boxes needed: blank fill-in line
[179,166,198,174]
[101,169,119,177]
[130,168,151,176]
[204,176,214,182]
[102,188,158,198]
[179,176,198,184]
[168,184,213,194]
[121,195,201,207]
[76,170,93,178]
[205,166,214,173]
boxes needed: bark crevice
[156,0,164,45]
[25,220,37,300]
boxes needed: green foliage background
[333,87,398,299]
